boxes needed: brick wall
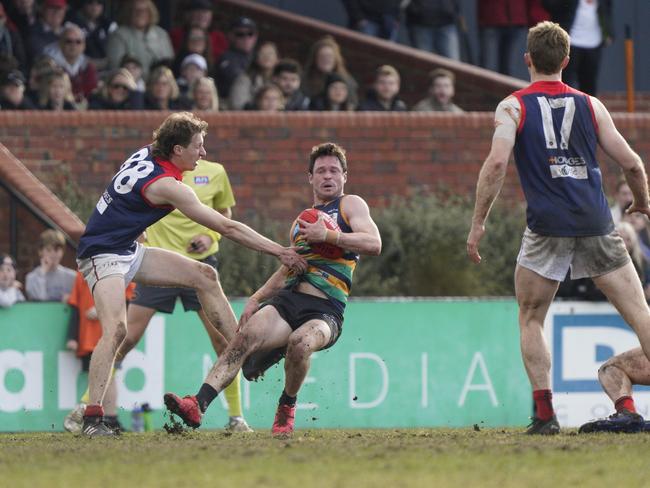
[1,111,649,226]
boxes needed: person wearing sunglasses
[214,16,257,102]
[44,22,97,106]
[88,67,143,109]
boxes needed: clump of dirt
[163,415,186,435]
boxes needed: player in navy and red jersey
[466,22,650,435]
[76,112,307,437]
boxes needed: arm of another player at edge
[591,96,650,211]
[144,178,286,257]
[467,97,517,264]
[338,195,382,256]
[239,266,288,328]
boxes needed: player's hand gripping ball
[293,208,344,259]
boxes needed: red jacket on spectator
[477,0,527,27]
[527,0,550,26]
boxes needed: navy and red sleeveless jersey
[77,146,183,259]
[512,81,613,237]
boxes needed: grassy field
[2,427,649,488]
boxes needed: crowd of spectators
[0,0,612,112]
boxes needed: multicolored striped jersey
[285,195,360,314]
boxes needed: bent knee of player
[193,262,220,288]
[286,335,317,361]
[598,358,620,380]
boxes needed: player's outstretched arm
[239,266,288,328]
[591,96,650,215]
[144,178,307,272]
[298,195,381,256]
[467,97,517,264]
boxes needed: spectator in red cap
[28,0,67,63]
[170,0,227,63]
[44,22,98,105]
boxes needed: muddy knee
[286,336,313,362]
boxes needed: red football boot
[164,393,202,428]
[272,404,296,437]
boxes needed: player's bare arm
[591,96,650,216]
[297,195,381,256]
[467,97,518,264]
[238,266,289,328]
[144,178,307,272]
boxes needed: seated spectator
[169,0,228,63]
[412,68,464,112]
[0,254,25,308]
[25,54,57,101]
[303,35,358,106]
[176,53,207,97]
[120,54,144,91]
[28,0,67,63]
[309,72,355,111]
[88,67,143,109]
[44,22,98,105]
[405,0,460,60]
[36,67,76,109]
[617,221,650,300]
[67,0,117,71]
[144,65,190,110]
[0,69,35,109]
[0,3,28,74]
[272,58,309,111]
[214,16,258,100]
[171,26,213,76]
[189,75,218,111]
[610,180,633,225]
[106,0,173,76]
[341,0,402,41]
[622,209,650,261]
[250,83,284,112]
[25,229,75,302]
[228,41,278,110]
[357,64,406,111]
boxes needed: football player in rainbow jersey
[467,22,650,435]
[75,112,306,436]
[164,142,381,436]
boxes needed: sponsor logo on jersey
[194,176,209,185]
[548,156,587,180]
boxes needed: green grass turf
[1,428,648,488]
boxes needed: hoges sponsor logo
[548,156,587,179]
[552,313,650,393]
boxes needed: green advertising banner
[0,300,530,432]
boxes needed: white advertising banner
[545,301,649,427]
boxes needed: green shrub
[352,192,525,297]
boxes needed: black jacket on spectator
[0,25,28,74]
[143,93,192,110]
[342,0,402,25]
[214,48,252,98]
[88,90,144,110]
[38,99,76,110]
[28,21,59,62]
[0,94,35,109]
[284,90,310,111]
[542,0,613,41]
[357,89,407,111]
[406,0,459,27]
[68,11,116,61]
